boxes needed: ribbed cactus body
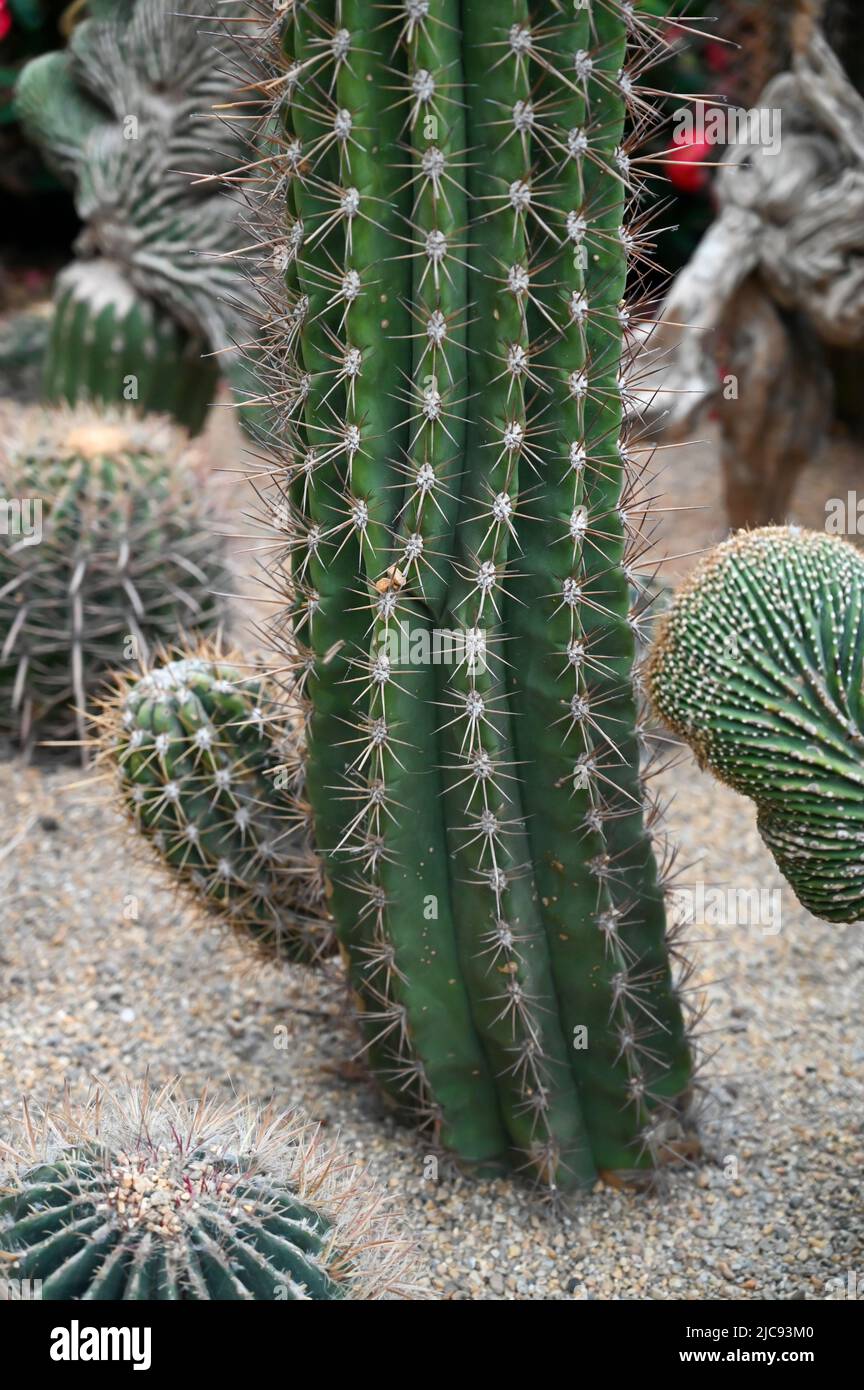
[0,1083,414,1300]
[229,0,694,1188]
[648,527,864,924]
[101,650,335,965]
[2,1148,344,1299]
[45,264,219,434]
[0,409,229,749]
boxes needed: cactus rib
[648,526,864,924]
[0,1081,415,1299]
[213,0,696,1189]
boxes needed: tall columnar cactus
[648,526,864,925]
[94,645,336,966]
[13,0,253,432]
[0,407,230,750]
[216,0,697,1190]
[0,1080,416,1299]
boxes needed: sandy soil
[1,750,861,1300]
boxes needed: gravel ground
[0,752,861,1301]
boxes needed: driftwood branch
[716,279,833,528]
[794,28,864,166]
[644,209,761,436]
[648,19,864,460]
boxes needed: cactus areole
[238,0,694,1190]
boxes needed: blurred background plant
[648,0,864,530]
[0,0,73,401]
[2,0,260,430]
[0,405,231,756]
[0,0,69,198]
[633,1,794,280]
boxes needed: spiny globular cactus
[211,0,700,1194]
[14,0,251,432]
[94,644,336,966]
[648,526,864,925]
[0,1080,416,1300]
[0,407,229,751]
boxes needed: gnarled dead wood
[716,279,833,527]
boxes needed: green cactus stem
[0,1080,416,1299]
[648,525,864,925]
[95,644,336,966]
[211,0,696,1190]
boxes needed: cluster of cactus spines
[14,0,252,432]
[213,0,699,1190]
[0,1080,416,1299]
[0,407,230,751]
[648,526,864,925]
[93,644,336,966]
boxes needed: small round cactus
[44,262,220,433]
[647,526,864,923]
[0,406,230,751]
[0,1081,416,1300]
[94,644,335,965]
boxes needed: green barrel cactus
[209,0,697,1192]
[648,526,864,925]
[43,263,220,434]
[0,406,229,750]
[95,646,336,966]
[13,0,252,432]
[0,1081,415,1299]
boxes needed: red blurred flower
[0,0,13,44]
[667,134,712,195]
[705,41,733,77]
